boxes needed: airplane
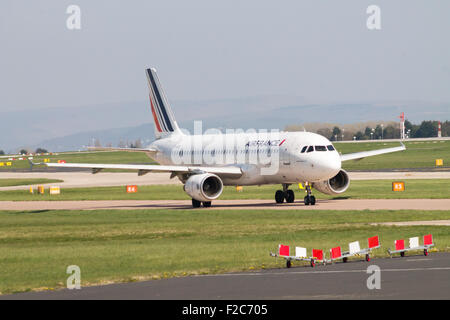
[37,68,406,208]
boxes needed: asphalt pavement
[3,253,449,300]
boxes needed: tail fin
[146,68,181,138]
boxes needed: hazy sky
[1,0,449,112]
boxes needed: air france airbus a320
[41,68,405,208]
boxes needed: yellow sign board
[392,181,405,192]
[49,186,61,195]
[436,159,443,166]
[236,186,243,192]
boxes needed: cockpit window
[327,145,335,151]
[301,146,307,153]
[315,146,327,151]
[307,146,314,153]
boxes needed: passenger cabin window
[315,146,327,151]
[301,146,307,153]
[307,146,314,153]
[327,145,335,151]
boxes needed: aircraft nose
[329,153,342,173]
[319,153,341,177]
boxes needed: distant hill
[0,101,150,152]
[2,96,449,152]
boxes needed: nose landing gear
[303,183,316,206]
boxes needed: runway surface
[1,198,450,211]
[0,172,179,191]
[3,253,450,300]
[1,171,450,191]
[372,220,450,226]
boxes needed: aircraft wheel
[275,190,285,203]
[365,254,371,262]
[286,260,291,268]
[192,199,201,208]
[285,190,295,203]
[203,201,212,208]
[400,251,405,257]
[310,195,316,205]
[304,196,310,205]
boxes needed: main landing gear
[275,184,295,204]
[274,183,317,205]
[192,199,212,208]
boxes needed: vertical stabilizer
[146,68,181,138]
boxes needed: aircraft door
[281,146,290,166]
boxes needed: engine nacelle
[311,170,350,195]
[184,173,224,202]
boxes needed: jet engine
[311,169,350,195]
[184,173,224,202]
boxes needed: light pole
[381,124,384,140]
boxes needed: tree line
[286,120,449,141]
[1,121,448,155]
[0,148,48,156]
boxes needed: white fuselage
[148,131,341,186]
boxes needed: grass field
[1,140,448,295]
[0,179,63,187]
[0,208,449,294]
[1,140,449,172]
[0,179,448,201]
[0,151,156,171]
[335,140,449,171]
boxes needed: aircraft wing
[340,142,406,161]
[41,162,243,178]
